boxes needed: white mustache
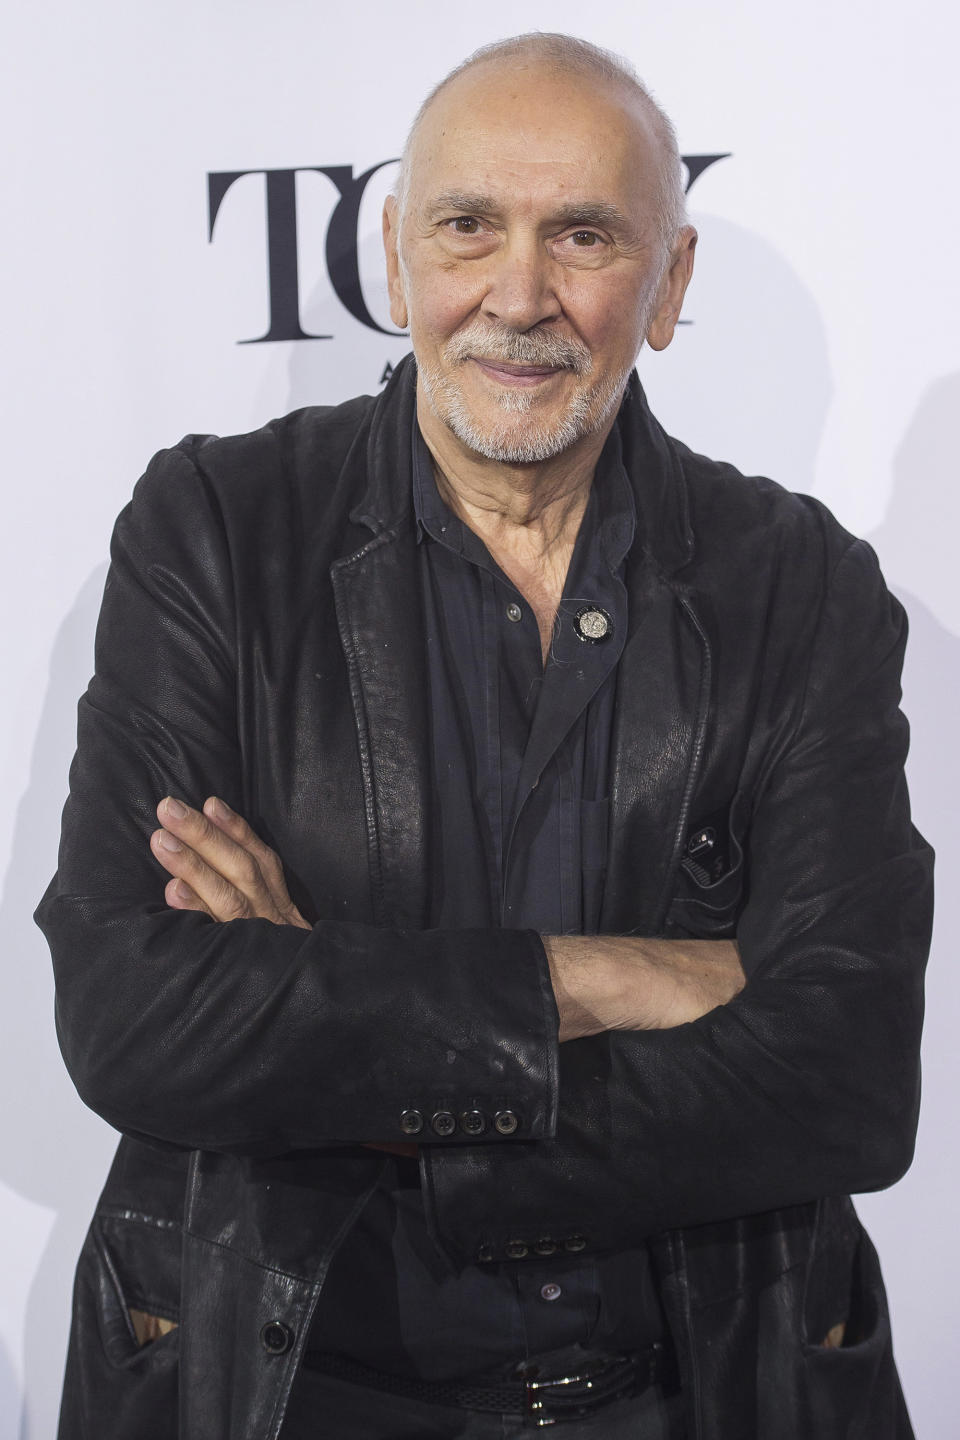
[443,322,593,376]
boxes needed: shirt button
[506,603,522,623]
[540,1283,562,1303]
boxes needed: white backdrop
[2,3,957,1436]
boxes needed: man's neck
[416,386,618,663]
[415,388,613,567]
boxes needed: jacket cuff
[339,926,560,1148]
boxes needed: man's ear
[382,195,409,331]
[646,226,697,352]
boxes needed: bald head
[394,33,687,257]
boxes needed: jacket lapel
[600,563,712,933]
[331,524,431,928]
[601,380,713,934]
[330,358,432,929]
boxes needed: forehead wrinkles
[414,136,591,199]
[405,79,657,225]
[409,131,642,222]
[417,176,626,225]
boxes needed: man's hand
[543,935,745,1042]
[150,795,311,928]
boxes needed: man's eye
[450,217,481,234]
[569,230,601,247]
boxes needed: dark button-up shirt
[414,424,630,935]
[306,419,664,1381]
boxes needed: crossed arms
[35,441,932,1253]
[149,792,746,1041]
[146,793,744,1170]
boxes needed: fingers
[163,875,213,918]
[201,796,309,929]
[151,796,281,923]
[151,795,311,929]
[201,797,288,897]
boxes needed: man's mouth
[469,357,566,385]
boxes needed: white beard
[418,362,635,463]
[412,310,653,464]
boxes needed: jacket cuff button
[400,1109,423,1136]
[533,1237,557,1256]
[494,1109,519,1135]
[504,1239,529,1259]
[260,1320,293,1355]
[476,1243,495,1263]
[431,1110,456,1137]
[563,1235,588,1252]
[460,1109,487,1136]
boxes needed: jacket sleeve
[35,444,559,1155]
[422,535,934,1265]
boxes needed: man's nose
[479,237,562,331]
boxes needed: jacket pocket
[665,793,747,938]
[801,1195,860,1350]
[94,1213,181,1363]
[59,1212,180,1440]
[795,1204,910,1438]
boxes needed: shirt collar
[411,415,636,573]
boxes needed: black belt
[304,1344,673,1428]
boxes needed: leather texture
[36,355,933,1439]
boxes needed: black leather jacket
[36,357,933,1439]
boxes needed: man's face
[384,60,693,466]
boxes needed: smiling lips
[470,357,566,385]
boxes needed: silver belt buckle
[523,1353,640,1428]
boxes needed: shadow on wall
[865,372,960,1105]
[856,375,960,1440]
[0,564,117,1440]
[868,371,960,636]
[866,372,960,879]
[619,212,833,498]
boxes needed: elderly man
[37,31,931,1440]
